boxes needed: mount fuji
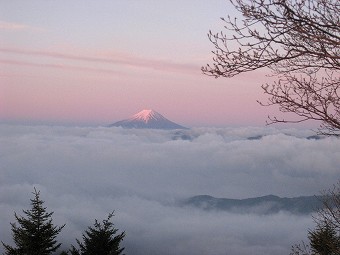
[109,109,188,129]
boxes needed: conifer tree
[71,212,125,255]
[2,188,65,255]
[309,222,340,255]
[290,182,340,255]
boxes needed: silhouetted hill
[183,195,323,214]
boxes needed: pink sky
[0,0,296,127]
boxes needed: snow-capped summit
[109,109,187,129]
[131,109,165,123]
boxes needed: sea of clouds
[1,124,339,255]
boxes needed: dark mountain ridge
[183,194,324,215]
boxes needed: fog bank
[1,125,339,254]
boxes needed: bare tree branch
[202,0,340,135]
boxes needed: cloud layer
[0,21,42,31]
[1,125,339,254]
[0,47,198,75]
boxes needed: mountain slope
[109,109,187,129]
[183,195,323,215]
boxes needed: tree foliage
[308,223,340,255]
[291,182,340,255]
[71,212,125,255]
[202,0,340,135]
[316,182,340,232]
[1,188,65,255]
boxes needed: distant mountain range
[109,109,187,129]
[183,195,324,215]
[170,130,325,141]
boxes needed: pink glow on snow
[131,109,165,123]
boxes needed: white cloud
[0,125,339,254]
[0,47,198,75]
[0,21,43,31]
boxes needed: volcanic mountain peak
[109,109,187,129]
[131,109,165,123]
